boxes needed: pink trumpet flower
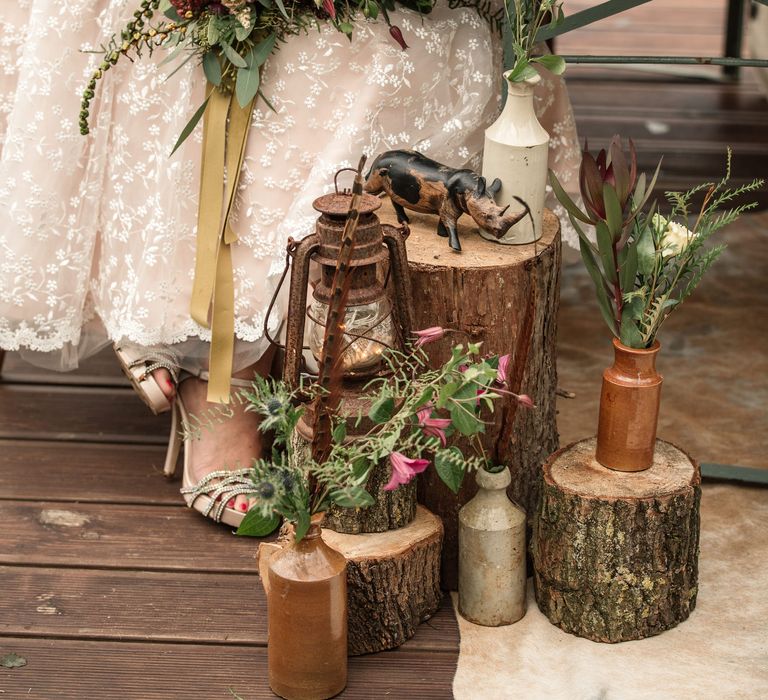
[496,354,511,386]
[417,407,452,447]
[389,25,409,50]
[384,452,430,491]
[322,0,336,18]
[413,326,445,348]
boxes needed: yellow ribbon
[190,84,255,403]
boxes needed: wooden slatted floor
[0,353,460,699]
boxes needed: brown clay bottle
[265,514,347,700]
[596,338,663,472]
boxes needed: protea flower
[579,135,638,223]
[384,452,430,491]
[322,0,336,19]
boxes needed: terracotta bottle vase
[457,466,526,626]
[481,72,549,244]
[264,515,348,700]
[596,338,663,472]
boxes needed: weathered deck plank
[0,566,457,653]
[0,638,457,699]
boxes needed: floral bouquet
[80,0,433,141]
[550,137,764,349]
[233,330,533,540]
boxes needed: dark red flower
[170,0,212,16]
[322,0,336,19]
[579,135,637,223]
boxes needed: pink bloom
[384,451,430,491]
[516,394,535,409]
[413,326,445,348]
[496,354,511,386]
[389,25,409,50]
[322,0,336,19]
[417,407,452,447]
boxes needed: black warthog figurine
[364,149,531,251]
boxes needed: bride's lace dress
[0,0,580,370]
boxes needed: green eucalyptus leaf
[202,51,222,86]
[221,41,247,68]
[435,447,466,494]
[252,34,278,66]
[170,95,210,156]
[236,50,260,108]
[535,54,566,75]
[236,510,280,537]
[208,20,220,46]
[339,22,355,36]
[369,396,395,424]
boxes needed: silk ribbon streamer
[190,84,255,403]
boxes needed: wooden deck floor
[0,354,459,699]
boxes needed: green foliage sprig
[551,140,764,348]
[505,0,565,82]
[230,340,530,541]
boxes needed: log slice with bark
[533,437,701,643]
[379,199,561,589]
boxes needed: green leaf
[207,20,220,46]
[636,223,656,277]
[251,34,278,66]
[236,55,260,108]
[221,41,247,68]
[236,510,280,537]
[450,403,482,437]
[603,184,623,241]
[535,54,566,75]
[339,22,355,36]
[332,486,375,508]
[294,510,310,541]
[619,240,638,291]
[332,421,346,444]
[507,59,538,83]
[202,51,222,86]
[235,21,252,42]
[351,457,370,479]
[549,170,592,224]
[595,221,618,284]
[436,381,459,409]
[620,298,645,348]
[580,238,619,337]
[414,386,434,409]
[273,0,291,20]
[0,653,27,669]
[170,96,210,156]
[369,396,395,424]
[435,447,466,494]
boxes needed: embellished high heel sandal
[115,343,256,527]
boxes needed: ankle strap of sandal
[179,367,254,390]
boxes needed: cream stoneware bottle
[458,465,527,626]
[481,72,549,244]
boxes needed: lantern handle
[333,167,361,195]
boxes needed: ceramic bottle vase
[458,466,526,626]
[596,338,663,472]
[265,515,348,700]
[481,72,549,245]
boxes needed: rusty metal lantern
[282,171,413,403]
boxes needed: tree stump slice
[321,505,443,655]
[379,199,561,589]
[533,437,701,643]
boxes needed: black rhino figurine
[364,149,531,251]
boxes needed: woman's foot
[153,349,273,516]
